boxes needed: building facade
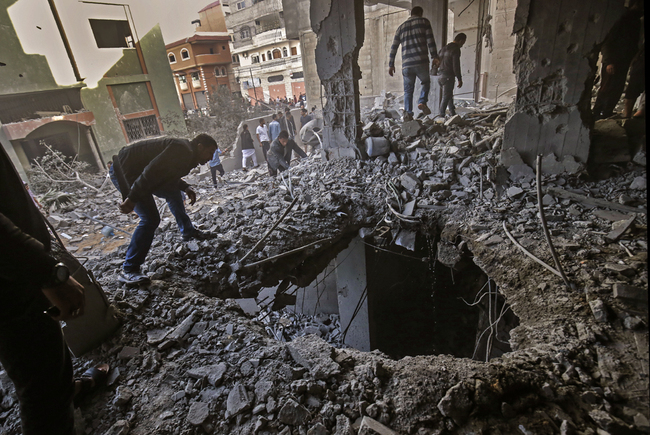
[166,1,238,112]
[225,0,305,105]
[1,0,186,175]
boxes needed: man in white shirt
[256,118,270,161]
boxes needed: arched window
[282,47,288,57]
[168,52,176,63]
[272,49,281,59]
[240,27,251,40]
[180,48,190,60]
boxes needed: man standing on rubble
[438,33,466,118]
[267,130,308,176]
[593,0,643,120]
[256,118,271,161]
[269,113,281,142]
[110,134,218,285]
[388,6,440,121]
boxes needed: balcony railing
[224,0,283,28]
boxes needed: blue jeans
[403,64,431,115]
[110,166,194,272]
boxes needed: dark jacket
[0,146,58,297]
[439,42,462,81]
[112,137,199,203]
[601,9,643,67]
[267,138,307,171]
[241,129,255,150]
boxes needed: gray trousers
[438,76,456,117]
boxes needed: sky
[8,0,219,87]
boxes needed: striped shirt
[389,16,438,69]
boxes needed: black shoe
[182,229,209,241]
[118,271,150,285]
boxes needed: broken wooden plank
[547,186,646,214]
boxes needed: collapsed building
[0,0,647,435]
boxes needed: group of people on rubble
[1,4,645,435]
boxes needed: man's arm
[425,20,439,61]
[128,142,192,204]
[0,212,57,286]
[453,47,462,86]
[289,140,308,159]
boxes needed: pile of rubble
[0,103,646,435]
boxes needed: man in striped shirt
[388,6,440,121]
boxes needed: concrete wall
[503,0,626,167]
[81,25,186,162]
[335,236,370,351]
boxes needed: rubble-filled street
[1,103,646,435]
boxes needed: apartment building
[166,1,238,112]
[225,0,305,104]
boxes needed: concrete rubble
[0,103,647,435]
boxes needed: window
[237,1,245,10]
[123,115,160,142]
[181,48,190,60]
[282,47,288,57]
[251,55,260,64]
[89,19,133,48]
[291,47,297,56]
[168,53,176,63]
[272,49,281,59]
[240,27,251,40]
[268,75,284,83]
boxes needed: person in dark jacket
[0,145,85,434]
[300,108,313,128]
[284,107,297,138]
[267,130,308,176]
[593,0,644,119]
[438,33,466,117]
[240,124,258,169]
[110,134,217,284]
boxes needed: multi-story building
[1,0,186,176]
[166,1,237,113]
[225,0,305,105]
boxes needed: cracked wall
[311,0,364,156]
[502,0,625,168]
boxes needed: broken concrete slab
[287,335,340,380]
[613,283,648,303]
[225,383,252,418]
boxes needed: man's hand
[457,79,463,89]
[119,198,135,214]
[388,67,395,77]
[42,277,85,321]
[606,64,615,75]
[185,187,197,205]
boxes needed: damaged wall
[502,0,625,168]
[311,0,365,155]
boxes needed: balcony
[194,53,229,66]
[232,27,286,52]
[225,0,283,28]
